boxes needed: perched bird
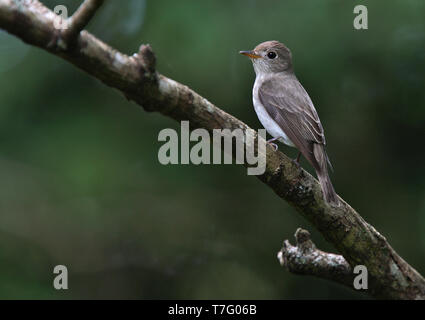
[240,40,339,205]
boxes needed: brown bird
[240,40,339,205]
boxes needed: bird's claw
[291,158,301,168]
[268,142,278,151]
[267,138,279,151]
[292,152,302,168]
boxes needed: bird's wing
[258,75,326,166]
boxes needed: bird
[240,40,339,205]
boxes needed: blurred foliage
[0,0,424,299]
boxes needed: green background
[0,0,424,299]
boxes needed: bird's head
[240,40,293,75]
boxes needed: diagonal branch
[61,0,105,45]
[278,228,353,288]
[0,0,424,299]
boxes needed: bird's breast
[252,77,295,147]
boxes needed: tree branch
[278,228,353,288]
[1,0,424,299]
[61,0,104,45]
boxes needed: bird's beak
[239,50,262,59]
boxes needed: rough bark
[0,0,424,299]
[278,228,354,288]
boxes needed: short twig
[62,0,105,45]
[278,228,353,288]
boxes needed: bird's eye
[267,51,277,59]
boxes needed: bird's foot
[291,158,300,168]
[270,143,278,151]
[267,138,279,151]
[292,152,302,168]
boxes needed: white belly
[252,78,295,147]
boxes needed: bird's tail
[313,144,339,206]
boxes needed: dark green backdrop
[0,0,424,299]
